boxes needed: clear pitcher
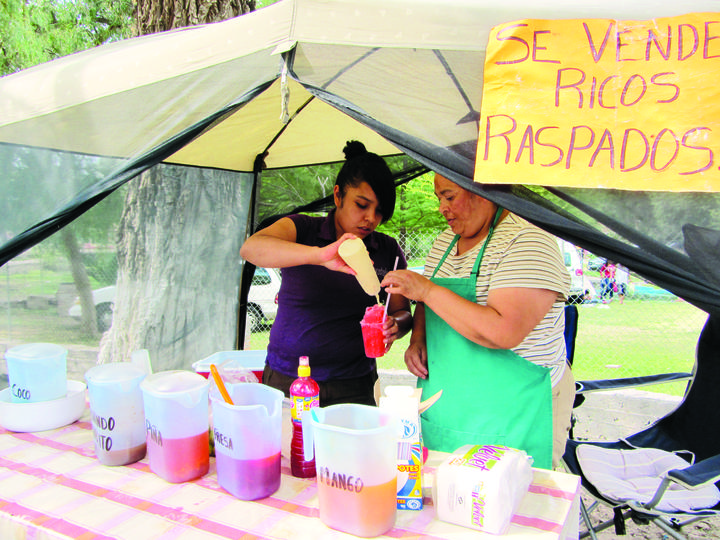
[303,404,397,537]
[211,383,283,500]
[140,370,209,483]
[85,362,147,466]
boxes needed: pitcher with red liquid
[302,404,398,537]
[140,371,209,483]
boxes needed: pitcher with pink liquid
[140,371,209,483]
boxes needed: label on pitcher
[291,395,319,423]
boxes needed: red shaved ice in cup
[361,305,386,358]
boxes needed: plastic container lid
[192,350,266,373]
[5,343,67,361]
[141,370,207,396]
[86,362,146,385]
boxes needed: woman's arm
[424,284,557,349]
[382,270,557,350]
[240,217,356,273]
[404,302,428,379]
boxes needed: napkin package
[433,444,532,534]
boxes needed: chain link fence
[1,227,706,395]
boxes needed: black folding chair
[563,315,720,540]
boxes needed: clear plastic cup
[303,404,398,537]
[85,362,147,466]
[361,304,386,358]
[140,371,209,483]
[5,343,67,403]
[211,383,283,500]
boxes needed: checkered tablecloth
[0,406,580,539]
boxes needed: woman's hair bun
[343,140,367,161]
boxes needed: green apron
[418,209,553,469]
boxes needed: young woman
[240,141,412,406]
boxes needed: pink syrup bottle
[290,355,320,478]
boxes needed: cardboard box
[380,386,423,510]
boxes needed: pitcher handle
[302,409,316,461]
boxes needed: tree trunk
[61,226,99,337]
[99,0,256,368]
[134,0,254,34]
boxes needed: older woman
[381,174,574,469]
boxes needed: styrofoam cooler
[5,343,67,403]
[192,350,266,382]
[140,371,209,483]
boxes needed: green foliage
[81,250,118,286]
[0,0,132,75]
[380,172,446,234]
[257,164,339,223]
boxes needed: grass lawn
[247,298,707,398]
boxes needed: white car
[68,285,116,332]
[68,267,282,333]
[557,239,586,302]
[245,267,281,332]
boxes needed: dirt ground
[576,495,720,539]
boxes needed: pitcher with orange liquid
[302,403,398,537]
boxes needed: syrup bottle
[290,355,319,478]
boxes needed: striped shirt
[424,213,570,386]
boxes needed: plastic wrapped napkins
[433,444,532,534]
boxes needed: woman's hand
[381,269,434,303]
[382,314,401,351]
[404,339,428,379]
[317,233,360,274]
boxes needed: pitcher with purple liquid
[211,383,284,500]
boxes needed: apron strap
[431,206,504,279]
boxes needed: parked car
[68,267,282,333]
[68,285,115,332]
[245,267,281,332]
[587,256,605,272]
[558,239,585,301]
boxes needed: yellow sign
[476,14,720,191]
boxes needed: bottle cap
[298,355,311,377]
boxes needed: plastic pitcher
[140,371,209,483]
[85,362,147,466]
[211,383,283,500]
[5,343,67,403]
[302,404,398,537]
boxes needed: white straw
[383,256,399,323]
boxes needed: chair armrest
[576,372,693,394]
[667,453,720,489]
[640,454,720,511]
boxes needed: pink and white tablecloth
[0,407,580,539]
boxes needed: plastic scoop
[338,238,381,297]
[131,349,152,375]
[210,364,234,405]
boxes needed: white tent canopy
[2,0,720,318]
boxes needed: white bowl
[0,380,87,432]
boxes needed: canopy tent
[2,0,720,353]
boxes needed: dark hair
[335,140,396,223]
